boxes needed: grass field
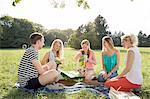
[0,47,150,99]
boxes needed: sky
[0,0,150,35]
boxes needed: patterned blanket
[16,82,110,99]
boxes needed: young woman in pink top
[74,39,96,80]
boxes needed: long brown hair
[80,39,91,58]
[51,39,64,59]
[102,36,114,51]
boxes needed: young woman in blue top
[98,36,120,82]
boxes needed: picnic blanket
[16,82,141,99]
[15,70,141,99]
[16,82,110,99]
[58,69,84,79]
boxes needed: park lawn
[0,47,150,99]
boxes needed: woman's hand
[107,72,112,78]
[46,62,53,70]
[103,73,108,79]
[43,65,49,71]
[56,58,64,64]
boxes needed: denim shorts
[98,71,118,82]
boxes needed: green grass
[0,47,150,99]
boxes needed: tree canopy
[0,16,74,48]
[0,15,149,49]
[68,14,109,49]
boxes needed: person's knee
[98,74,106,82]
[85,75,91,80]
[51,69,59,77]
[50,69,59,81]
[104,80,111,87]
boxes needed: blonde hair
[81,39,91,49]
[102,36,114,51]
[51,39,64,59]
[80,39,91,57]
[121,34,138,46]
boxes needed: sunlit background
[0,0,150,35]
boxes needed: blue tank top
[103,53,118,73]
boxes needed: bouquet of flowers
[79,55,87,68]
[55,59,62,65]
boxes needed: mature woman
[105,34,143,92]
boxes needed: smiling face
[53,41,61,52]
[103,40,110,49]
[122,37,132,49]
[82,43,89,51]
[38,37,45,49]
[102,36,114,51]
[81,39,90,51]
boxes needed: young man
[18,32,59,89]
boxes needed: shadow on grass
[2,88,66,99]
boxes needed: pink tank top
[86,52,94,69]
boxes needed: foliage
[77,0,90,9]
[12,0,90,9]
[43,30,68,47]
[1,15,149,49]
[0,47,150,98]
[138,31,150,47]
[43,29,74,47]
[68,15,109,49]
[0,16,75,48]
[0,16,45,48]
[111,31,125,47]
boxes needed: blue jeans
[98,71,118,82]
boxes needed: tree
[138,31,150,47]
[68,14,108,49]
[61,29,75,39]
[12,0,134,9]
[76,24,85,37]
[44,29,68,47]
[111,31,124,46]
[94,15,109,49]
[0,16,45,48]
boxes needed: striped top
[18,46,39,87]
